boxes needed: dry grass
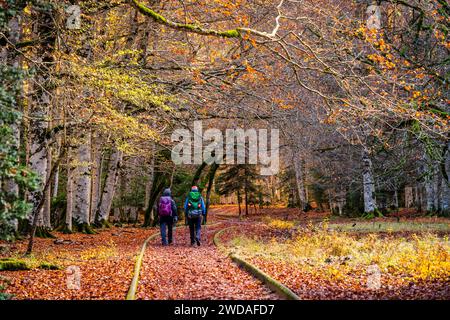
[227,218,450,283]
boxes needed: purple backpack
[158,196,172,216]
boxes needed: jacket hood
[162,188,171,196]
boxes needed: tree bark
[27,146,66,254]
[89,140,103,223]
[237,190,242,217]
[2,14,22,233]
[424,157,438,213]
[42,145,52,228]
[144,149,155,211]
[64,148,74,233]
[362,150,377,213]
[192,162,207,187]
[204,163,219,223]
[441,143,450,214]
[72,133,92,232]
[27,2,56,235]
[95,148,122,226]
[293,154,308,211]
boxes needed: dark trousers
[160,216,174,245]
[188,215,202,244]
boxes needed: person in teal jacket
[184,186,206,246]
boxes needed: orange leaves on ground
[137,223,277,300]
[0,228,153,300]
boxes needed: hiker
[184,186,206,246]
[157,188,178,246]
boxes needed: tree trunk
[237,190,242,217]
[42,145,52,229]
[27,146,67,254]
[64,149,74,233]
[27,2,57,238]
[144,150,155,211]
[95,148,122,226]
[112,208,120,224]
[244,170,249,215]
[52,164,59,199]
[404,186,414,208]
[440,178,449,214]
[144,168,167,227]
[89,140,103,223]
[362,150,377,214]
[424,160,437,213]
[129,207,138,224]
[439,143,450,214]
[28,131,48,230]
[204,163,219,223]
[192,162,207,187]
[1,13,23,234]
[393,189,399,210]
[72,133,93,233]
[293,154,308,211]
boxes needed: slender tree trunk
[293,154,308,211]
[244,171,249,216]
[424,158,437,213]
[51,136,61,199]
[144,171,166,227]
[440,178,449,214]
[52,165,59,198]
[28,131,48,231]
[144,149,155,211]
[64,149,74,233]
[72,133,93,233]
[362,150,377,214]
[89,139,102,223]
[42,145,52,228]
[129,207,138,224]
[404,186,414,208]
[95,148,122,226]
[393,189,399,210]
[113,208,120,223]
[237,190,242,217]
[192,162,207,187]
[204,163,219,223]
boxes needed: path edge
[126,232,160,300]
[213,227,301,300]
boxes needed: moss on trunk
[73,222,97,234]
[35,226,56,239]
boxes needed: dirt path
[136,221,278,300]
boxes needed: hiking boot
[196,239,201,246]
[190,242,196,247]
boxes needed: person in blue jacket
[184,186,206,246]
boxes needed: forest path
[136,215,277,300]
